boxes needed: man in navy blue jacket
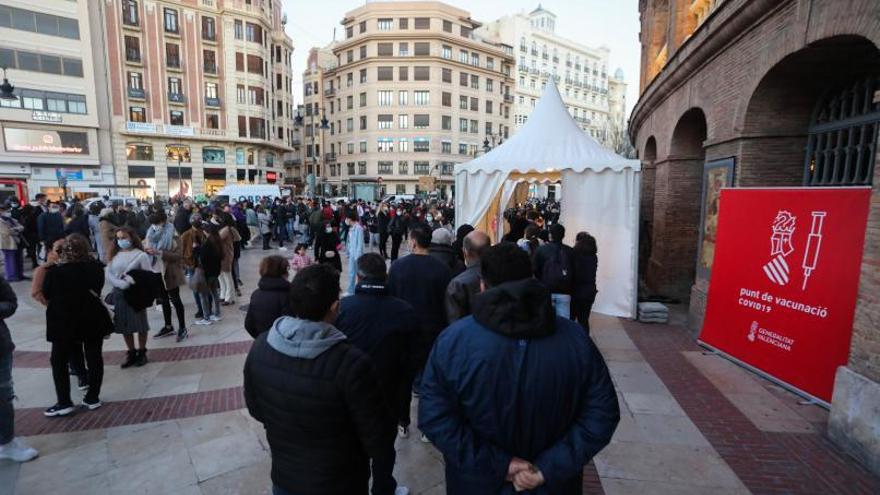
[419,243,619,494]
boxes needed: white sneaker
[397,425,409,439]
[194,318,212,326]
[209,315,222,322]
[0,438,39,462]
[420,433,430,444]
[394,487,410,495]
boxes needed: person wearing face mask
[145,211,187,341]
[315,222,342,273]
[376,203,390,259]
[0,204,25,282]
[37,202,65,261]
[106,227,153,368]
[217,213,240,305]
[388,207,408,261]
[344,212,365,296]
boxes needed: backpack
[541,244,572,293]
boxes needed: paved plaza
[0,246,878,495]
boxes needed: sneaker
[397,425,409,439]
[209,315,222,322]
[0,438,39,462]
[194,318,212,326]
[194,312,204,319]
[420,433,430,444]
[120,350,138,369]
[154,326,175,339]
[77,375,89,391]
[43,403,75,417]
[82,397,102,410]
[176,327,189,342]
[134,349,148,367]
[394,487,410,495]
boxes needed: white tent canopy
[454,81,641,318]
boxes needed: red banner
[700,188,871,402]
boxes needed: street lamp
[0,67,16,101]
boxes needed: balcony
[205,96,221,107]
[324,153,337,163]
[291,137,301,146]
[284,158,302,166]
[504,94,514,103]
[529,68,540,75]
[168,92,185,103]
[128,87,146,99]
[324,87,336,97]
[518,65,528,73]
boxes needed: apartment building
[103,0,295,198]
[302,1,515,199]
[478,5,627,145]
[0,0,115,201]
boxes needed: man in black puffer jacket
[244,264,391,495]
[244,255,291,338]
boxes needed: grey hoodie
[267,316,347,359]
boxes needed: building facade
[477,5,626,145]
[0,0,115,201]
[301,1,515,200]
[102,0,295,199]
[629,0,880,474]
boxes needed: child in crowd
[289,243,313,275]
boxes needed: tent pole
[631,170,641,320]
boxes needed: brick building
[629,0,880,474]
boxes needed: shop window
[126,143,153,161]
[203,148,225,164]
[166,145,190,162]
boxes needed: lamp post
[0,67,16,101]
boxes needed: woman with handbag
[216,213,239,306]
[42,234,113,416]
[145,211,187,342]
[106,226,153,368]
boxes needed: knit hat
[431,228,453,246]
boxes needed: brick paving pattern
[621,319,880,495]
[12,340,252,368]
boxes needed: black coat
[63,215,90,238]
[572,250,598,300]
[243,331,390,495]
[43,260,113,342]
[315,229,341,271]
[377,211,390,234]
[123,269,162,312]
[173,208,192,234]
[429,243,465,276]
[534,241,575,295]
[197,240,222,278]
[336,280,418,411]
[244,277,291,338]
[0,276,17,354]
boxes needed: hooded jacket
[419,278,620,495]
[244,277,292,338]
[244,316,391,495]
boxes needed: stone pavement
[1,243,879,494]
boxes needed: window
[459,118,468,132]
[127,72,143,93]
[169,110,184,125]
[377,66,393,81]
[442,115,451,130]
[470,97,478,111]
[168,77,182,97]
[378,43,393,56]
[471,75,479,89]
[414,67,429,81]
[379,161,393,174]
[347,50,354,63]
[360,69,367,83]
[166,43,180,68]
[247,55,263,74]
[442,68,452,83]
[487,57,495,70]
[399,18,408,29]
[347,73,353,87]
[396,184,407,194]
[203,50,217,73]
[202,16,216,40]
[358,162,367,175]
[237,85,245,103]
[235,52,244,71]
[360,45,367,59]
[21,91,42,110]
[398,114,408,129]
[485,122,493,135]
[205,82,218,99]
[234,20,243,40]
[460,72,468,87]
[347,142,354,153]
[395,138,407,152]
[486,78,494,92]
[245,23,263,43]
[414,17,429,29]
[358,93,365,107]
[346,118,353,132]
[248,87,264,105]
[443,20,453,33]
[442,141,452,154]
[378,114,393,129]
[459,143,468,155]
[359,20,366,33]
[122,0,139,26]
[398,91,408,106]
[126,143,152,160]
[471,53,479,66]
[414,161,429,174]
[163,8,178,33]
[414,90,429,105]
[166,145,190,162]
[459,50,468,64]
[346,26,353,38]
[459,95,468,110]
[378,18,392,31]
[398,161,409,175]
[203,148,225,163]
[414,42,430,56]
[248,117,266,139]
[441,45,452,59]
[129,106,146,122]
[238,116,247,137]
[206,114,219,129]
[360,116,367,130]
[414,114,429,129]
[470,119,478,133]
[359,141,367,153]
[399,66,408,81]
[378,90,392,106]
[125,36,140,62]
[378,138,393,152]
[442,92,451,107]
[398,43,409,56]
[486,100,493,114]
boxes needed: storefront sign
[2,127,88,154]
[32,111,62,123]
[165,125,195,137]
[55,168,83,180]
[126,121,157,134]
[700,188,871,402]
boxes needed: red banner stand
[699,187,871,404]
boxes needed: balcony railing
[291,138,301,146]
[504,94,514,103]
[167,57,180,69]
[324,153,337,163]
[168,92,185,103]
[128,87,145,99]
[125,50,141,63]
[324,87,336,97]
[284,158,302,166]
[205,96,221,107]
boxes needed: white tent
[454,81,641,318]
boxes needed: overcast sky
[281,0,641,117]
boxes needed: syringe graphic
[801,211,826,290]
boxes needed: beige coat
[218,226,240,273]
[161,237,186,290]
[98,218,117,263]
[0,218,23,250]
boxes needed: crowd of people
[0,192,616,495]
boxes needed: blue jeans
[551,294,572,319]
[199,278,221,317]
[0,350,15,444]
[185,267,205,316]
[347,252,359,295]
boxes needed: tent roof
[455,81,640,175]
